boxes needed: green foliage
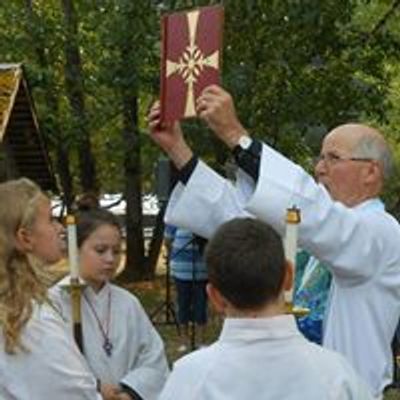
[1,0,400,199]
[73,1,161,192]
[222,0,397,166]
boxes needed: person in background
[164,224,208,351]
[159,218,373,400]
[50,206,169,400]
[0,178,101,400]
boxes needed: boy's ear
[15,227,33,253]
[207,283,228,314]
[283,260,294,292]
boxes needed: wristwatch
[232,135,253,160]
[236,135,253,150]
[231,134,261,181]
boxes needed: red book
[160,5,224,122]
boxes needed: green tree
[1,0,399,281]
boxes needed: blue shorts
[174,278,208,325]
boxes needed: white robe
[50,279,169,400]
[0,301,101,400]
[159,315,373,400]
[165,144,400,398]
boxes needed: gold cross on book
[165,10,219,117]
[160,5,224,122]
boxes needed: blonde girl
[0,178,101,400]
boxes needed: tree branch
[370,0,400,37]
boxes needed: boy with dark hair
[159,218,372,400]
[206,218,286,309]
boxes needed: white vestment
[0,301,101,400]
[165,144,400,398]
[50,280,169,400]
[160,315,373,400]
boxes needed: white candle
[66,215,79,280]
[284,207,301,303]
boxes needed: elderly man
[148,85,400,399]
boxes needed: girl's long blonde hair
[0,178,51,354]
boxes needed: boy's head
[205,218,291,313]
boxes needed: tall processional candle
[65,214,84,353]
[66,215,79,279]
[284,206,301,304]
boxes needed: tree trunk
[56,142,74,210]
[145,160,179,277]
[25,0,74,207]
[117,94,147,283]
[61,0,97,193]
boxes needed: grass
[387,390,400,400]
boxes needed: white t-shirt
[160,315,373,400]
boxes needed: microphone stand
[150,247,180,334]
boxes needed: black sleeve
[232,139,262,182]
[177,155,199,185]
[177,139,261,185]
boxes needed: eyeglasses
[314,153,374,165]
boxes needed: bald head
[327,124,393,180]
[315,123,392,206]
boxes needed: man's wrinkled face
[314,129,372,207]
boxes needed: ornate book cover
[160,5,224,122]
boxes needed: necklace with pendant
[84,288,113,357]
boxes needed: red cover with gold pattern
[160,5,224,122]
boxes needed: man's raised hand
[147,101,193,170]
[196,85,246,149]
